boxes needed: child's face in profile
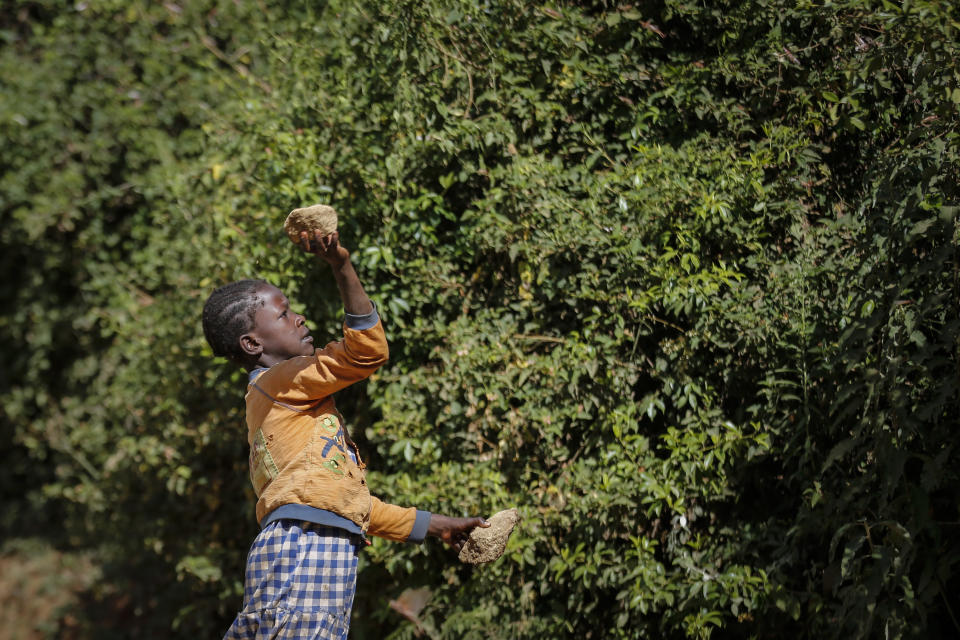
[247,284,314,365]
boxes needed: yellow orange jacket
[244,314,430,543]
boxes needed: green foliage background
[2,0,958,638]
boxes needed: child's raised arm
[298,230,373,316]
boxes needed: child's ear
[239,332,263,358]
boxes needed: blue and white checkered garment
[223,520,360,640]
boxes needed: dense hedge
[2,1,958,638]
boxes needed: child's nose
[296,314,305,326]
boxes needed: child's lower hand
[427,514,490,552]
[299,230,350,267]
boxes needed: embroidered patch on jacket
[249,428,279,496]
[321,452,347,476]
[315,414,349,477]
[317,414,340,437]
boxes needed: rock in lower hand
[458,508,520,565]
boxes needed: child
[202,229,487,639]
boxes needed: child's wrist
[329,260,356,279]
[324,255,352,271]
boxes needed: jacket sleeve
[367,496,432,543]
[257,313,389,404]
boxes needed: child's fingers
[298,230,340,255]
[317,231,339,255]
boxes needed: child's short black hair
[202,279,268,361]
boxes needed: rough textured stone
[283,204,338,244]
[458,508,520,565]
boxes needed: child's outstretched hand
[427,515,490,553]
[298,229,349,268]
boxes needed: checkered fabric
[223,520,360,640]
